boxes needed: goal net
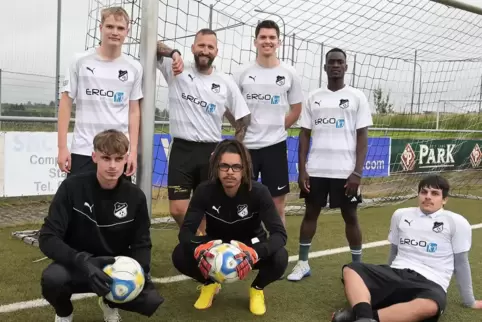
[85,0,482,217]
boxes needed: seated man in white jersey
[332,175,481,322]
[57,6,142,181]
[156,29,251,233]
[231,20,304,227]
[288,48,373,281]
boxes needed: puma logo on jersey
[84,202,94,213]
[405,219,413,226]
[314,100,321,106]
[212,205,221,214]
[188,74,195,81]
[86,67,95,74]
[249,76,256,82]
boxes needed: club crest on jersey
[432,221,444,233]
[118,70,128,82]
[237,204,248,218]
[211,83,220,93]
[276,75,285,86]
[113,202,128,219]
[339,99,349,109]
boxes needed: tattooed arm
[224,111,250,141]
[157,41,184,76]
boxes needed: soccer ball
[206,243,244,284]
[103,256,145,303]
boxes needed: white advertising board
[4,132,73,197]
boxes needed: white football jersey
[388,207,472,292]
[298,85,373,179]
[233,61,304,149]
[62,49,143,156]
[158,59,250,143]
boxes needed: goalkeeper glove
[230,240,259,280]
[74,252,115,296]
[194,239,222,279]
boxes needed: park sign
[391,139,482,173]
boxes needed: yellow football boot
[249,287,266,316]
[194,283,221,309]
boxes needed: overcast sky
[1,0,482,114]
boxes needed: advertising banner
[3,132,73,197]
[390,139,482,173]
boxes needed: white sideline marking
[2,223,482,314]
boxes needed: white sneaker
[98,298,122,322]
[286,260,311,281]
[55,313,73,322]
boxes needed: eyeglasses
[219,163,243,172]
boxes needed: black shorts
[299,177,361,209]
[249,140,289,197]
[167,138,217,200]
[344,263,446,321]
[68,153,132,182]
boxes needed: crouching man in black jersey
[171,139,288,316]
[39,129,164,322]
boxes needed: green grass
[1,198,482,321]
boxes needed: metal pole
[138,0,159,219]
[429,0,482,15]
[0,69,2,130]
[479,75,482,113]
[352,54,357,87]
[319,43,324,88]
[291,33,295,65]
[209,4,213,29]
[418,66,422,114]
[55,0,62,125]
[410,50,417,114]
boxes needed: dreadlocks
[209,139,253,190]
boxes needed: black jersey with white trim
[178,180,287,259]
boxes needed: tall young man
[156,29,251,233]
[39,129,164,322]
[57,6,142,179]
[287,48,373,281]
[171,139,288,316]
[332,175,481,322]
[231,20,304,226]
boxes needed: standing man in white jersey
[156,29,251,233]
[57,6,143,180]
[287,48,373,281]
[332,175,481,322]
[231,20,303,226]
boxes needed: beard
[194,54,215,71]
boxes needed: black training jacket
[38,172,152,274]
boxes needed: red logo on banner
[470,144,482,168]
[401,143,416,171]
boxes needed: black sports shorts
[249,140,290,197]
[299,177,361,208]
[167,138,217,200]
[344,262,446,321]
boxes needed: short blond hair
[93,129,129,156]
[101,6,130,26]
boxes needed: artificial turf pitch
[1,197,482,321]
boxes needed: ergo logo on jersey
[399,238,438,253]
[314,117,345,128]
[181,93,216,113]
[245,93,280,105]
[85,89,124,103]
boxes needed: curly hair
[208,139,253,190]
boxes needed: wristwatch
[170,49,181,58]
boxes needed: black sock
[353,302,373,319]
[372,309,380,322]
